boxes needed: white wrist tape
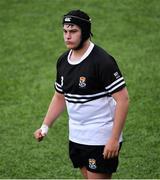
[40,124,49,136]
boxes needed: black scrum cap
[62,10,93,42]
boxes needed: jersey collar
[67,41,94,65]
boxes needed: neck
[71,40,90,60]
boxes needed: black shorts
[69,141,122,174]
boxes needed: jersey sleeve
[54,71,64,94]
[99,55,126,95]
[54,58,64,94]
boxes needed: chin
[66,44,76,49]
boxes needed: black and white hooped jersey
[55,42,126,145]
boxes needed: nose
[65,32,71,40]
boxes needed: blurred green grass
[0,0,160,178]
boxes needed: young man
[34,10,129,179]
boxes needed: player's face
[63,24,81,49]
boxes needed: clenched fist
[34,129,46,142]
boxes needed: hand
[34,129,46,142]
[103,138,120,159]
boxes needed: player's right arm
[34,91,66,141]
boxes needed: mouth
[65,41,73,45]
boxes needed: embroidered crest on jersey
[88,158,97,169]
[79,76,86,88]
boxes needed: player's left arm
[103,87,129,159]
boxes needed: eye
[63,29,67,33]
[71,29,78,33]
